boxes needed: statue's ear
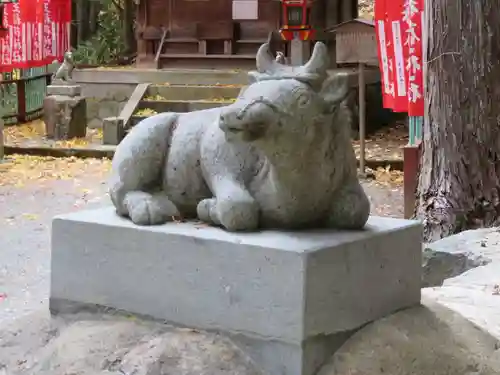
[320,73,350,113]
[248,71,271,84]
[248,71,259,84]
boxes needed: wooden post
[17,78,26,123]
[290,39,310,66]
[358,62,366,174]
[403,141,422,219]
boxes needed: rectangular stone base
[43,95,87,140]
[47,84,81,97]
[50,207,422,375]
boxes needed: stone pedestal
[43,84,87,140]
[102,116,125,145]
[50,207,422,375]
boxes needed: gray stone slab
[47,84,82,97]
[102,117,125,145]
[50,207,422,375]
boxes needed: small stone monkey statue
[275,51,286,64]
[52,51,75,83]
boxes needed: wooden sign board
[326,18,379,66]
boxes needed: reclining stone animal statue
[109,41,370,231]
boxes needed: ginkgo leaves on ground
[0,155,111,187]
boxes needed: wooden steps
[160,53,255,59]
[158,53,256,69]
[127,84,242,130]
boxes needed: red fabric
[0,1,23,71]
[402,0,424,116]
[374,0,425,115]
[0,4,12,71]
[374,0,395,109]
[386,0,408,112]
[0,0,70,70]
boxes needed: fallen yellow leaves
[3,120,46,144]
[213,83,244,88]
[21,213,39,220]
[0,155,111,187]
[358,0,374,19]
[3,121,103,147]
[144,94,167,101]
[135,108,157,117]
[210,97,236,103]
[352,122,407,161]
[371,166,404,186]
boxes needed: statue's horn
[256,43,283,74]
[302,42,329,75]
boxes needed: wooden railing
[1,66,51,125]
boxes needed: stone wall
[79,83,135,129]
[72,68,250,130]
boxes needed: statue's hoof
[216,198,260,232]
[197,198,219,225]
[124,191,179,225]
[197,198,259,231]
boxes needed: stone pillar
[290,39,311,66]
[43,83,87,140]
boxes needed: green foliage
[72,0,127,65]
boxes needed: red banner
[0,0,70,71]
[374,0,424,116]
[0,4,12,70]
[374,0,395,109]
[0,0,24,71]
[46,0,71,63]
[402,0,424,116]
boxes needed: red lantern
[279,0,315,41]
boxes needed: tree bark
[76,0,91,45]
[88,0,101,37]
[123,0,136,55]
[416,0,500,242]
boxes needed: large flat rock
[422,227,500,340]
[319,298,500,375]
[50,207,422,375]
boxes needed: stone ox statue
[109,42,370,231]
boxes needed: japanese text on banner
[374,0,395,109]
[402,0,424,116]
[387,1,408,112]
[10,1,24,67]
[0,4,12,70]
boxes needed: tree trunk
[416,0,500,242]
[123,0,136,55]
[76,0,90,45]
[88,0,101,37]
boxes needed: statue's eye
[296,93,310,107]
